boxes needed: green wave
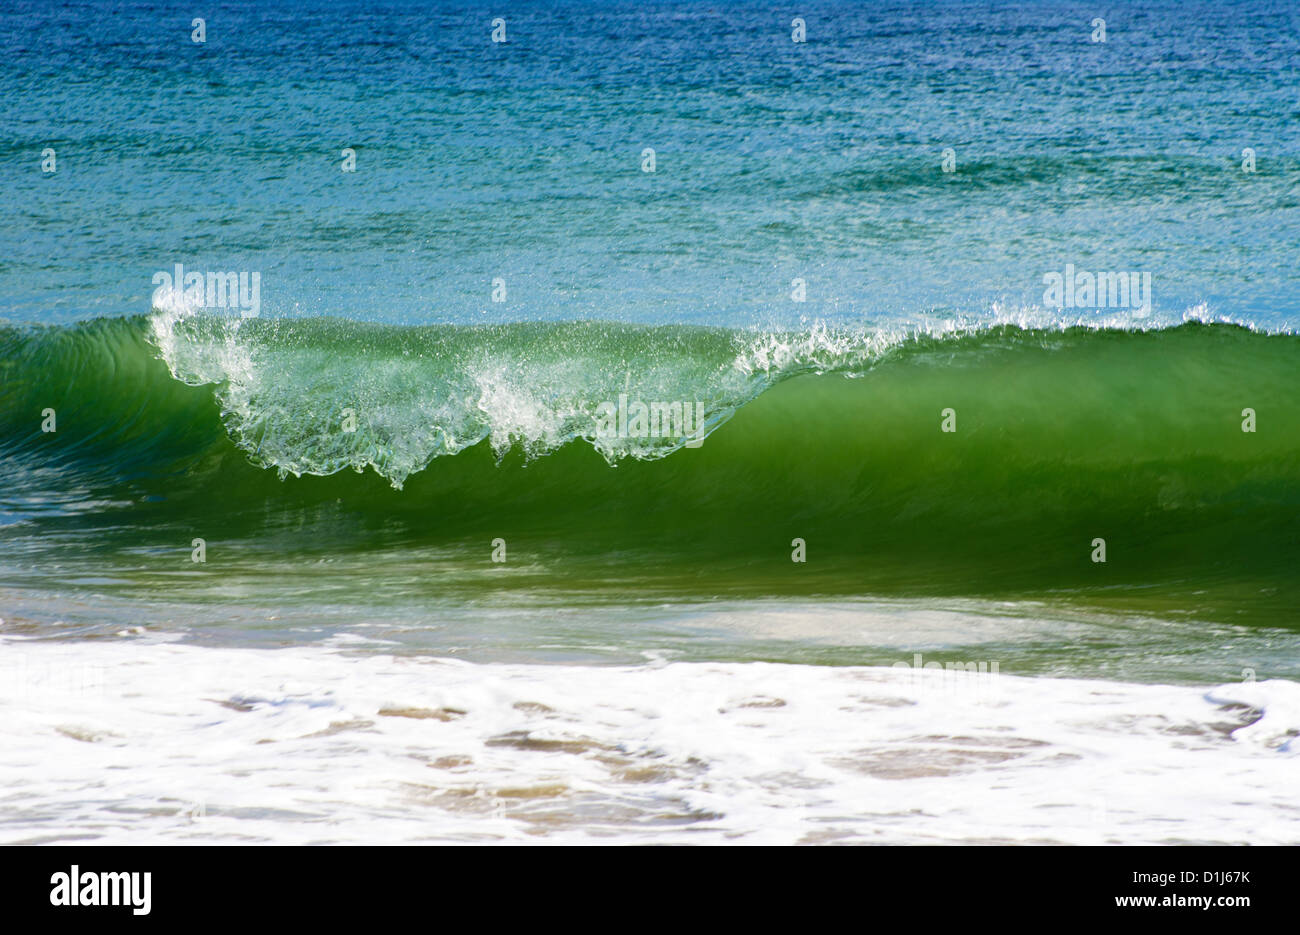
[2,314,1298,620]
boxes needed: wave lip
[145,309,792,486]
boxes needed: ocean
[1,0,1298,844]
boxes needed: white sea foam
[1,636,1294,844]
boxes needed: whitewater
[2,632,1297,845]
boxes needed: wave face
[1,313,1298,621]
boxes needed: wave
[2,311,1299,614]
[4,306,1285,482]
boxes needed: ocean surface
[1,0,1298,844]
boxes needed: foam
[1,636,1294,844]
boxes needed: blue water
[3,0,1298,328]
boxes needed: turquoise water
[4,0,1299,328]
[2,1,1299,844]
